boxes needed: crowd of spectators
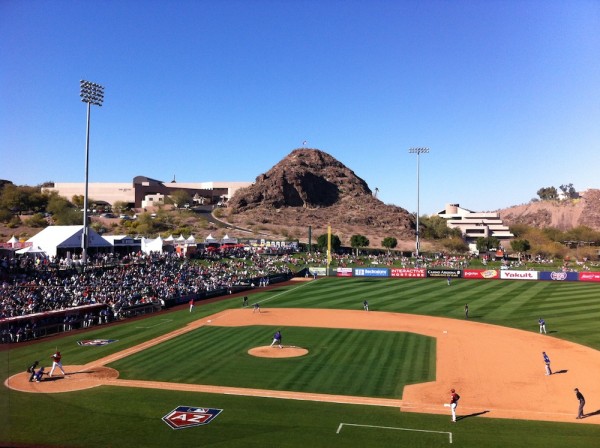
[0,248,294,343]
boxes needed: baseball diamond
[7,308,600,424]
[3,277,600,448]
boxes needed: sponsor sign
[500,270,539,280]
[463,269,499,279]
[163,406,223,430]
[390,268,426,278]
[426,269,461,278]
[309,267,327,276]
[336,267,353,277]
[353,267,389,277]
[539,271,579,281]
[77,339,118,346]
[579,272,600,283]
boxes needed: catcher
[27,360,40,382]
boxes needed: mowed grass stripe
[109,326,434,398]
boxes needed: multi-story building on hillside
[437,203,514,253]
[43,176,252,209]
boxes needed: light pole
[80,80,104,264]
[408,147,429,258]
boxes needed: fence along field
[3,277,600,447]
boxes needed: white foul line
[135,319,173,329]
[336,423,452,444]
[257,280,316,305]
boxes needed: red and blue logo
[162,406,223,430]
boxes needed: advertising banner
[539,271,579,281]
[353,267,389,277]
[391,268,426,278]
[336,267,353,277]
[463,269,499,280]
[579,272,600,282]
[500,270,539,280]
[309,267,327,277]
[426,269,461,278]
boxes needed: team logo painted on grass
[162,406,223,430]
[77,339,118,346]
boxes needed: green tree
[559,183,578,199]
[0,184,28,214]
[537,186,558,201]
[350,234,370,255]
[112,201,129,213]
[24,213,48,228]
[54,208,83,225]
[420,215,462,239]
[316,233,341,253]
[510,239,531,261]
[47,193,74,216]
[440,238,469,253]
[169,190,193,208]
[382,237,398,253]
[476,236,501,253]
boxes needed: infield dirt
[6,308,600,425]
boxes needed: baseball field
[3,276,600,447]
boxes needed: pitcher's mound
[248,346,308,358]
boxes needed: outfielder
[48,351,66,377]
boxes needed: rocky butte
[225,148,416,247]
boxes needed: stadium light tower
[80,80,104,264]
[408,147,429,258]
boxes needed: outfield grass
[3,277,600,447]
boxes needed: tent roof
[26,225,112,256]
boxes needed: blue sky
[1,0,599,215]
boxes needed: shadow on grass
[457,410,490,421]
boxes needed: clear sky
[1,0,599,215]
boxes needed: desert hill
[497,189,600,231]
[225,148,417,249]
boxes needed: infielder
[542,351,552,375]
[538,318,547,334]
[575,388,586,419]
[48,351,66,377]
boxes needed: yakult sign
[500,270,538,280]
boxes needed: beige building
[43,177,252,209]
[438,203,514,253]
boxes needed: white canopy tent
[141,236,164,254]
[25,225,112,258]
[205,233,218,244]
[221,234,238,244]
[16,245,47,256]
